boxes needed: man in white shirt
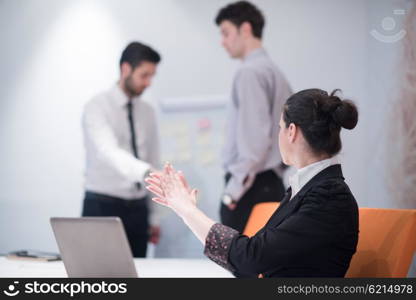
[82,42,163,257]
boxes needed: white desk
[0,257,233,278]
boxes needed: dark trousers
[220,170,285,233]
[82,191,149,258]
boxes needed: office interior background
[0,0,415,273]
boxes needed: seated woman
[145,88,359,278]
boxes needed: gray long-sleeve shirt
[222,48,292,201]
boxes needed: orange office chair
[346,208,416,277]
[244,204,416,278]
[243,202,280,237]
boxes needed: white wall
[0,0,412,265]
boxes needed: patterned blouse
[204,223,239,273]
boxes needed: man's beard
[125,75,144,97]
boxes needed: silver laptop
[50,217,138,278]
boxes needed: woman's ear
[288,123,297,143]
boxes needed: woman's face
[278,114,291,165]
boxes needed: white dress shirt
[82,84,162,224]
[288,157,339,200]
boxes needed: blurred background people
[215,1,292,232]
[81,42,163,257]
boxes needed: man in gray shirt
[215,1,292,232]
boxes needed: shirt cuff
[139,165,151,183]
[149,213,161,226]
[224,175,253,202]
[203,223,239,273]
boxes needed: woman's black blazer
[204,164,359,278]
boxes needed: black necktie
[127,101,142,190]
[127,101,139,159]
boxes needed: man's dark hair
[119,42,161,69]
[215,1,265,39]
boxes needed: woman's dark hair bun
[329,89,358,130]
[283,88,359,156]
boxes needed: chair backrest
[346,208,416,277]
[243,202,280,237]
[245,204,416,277]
